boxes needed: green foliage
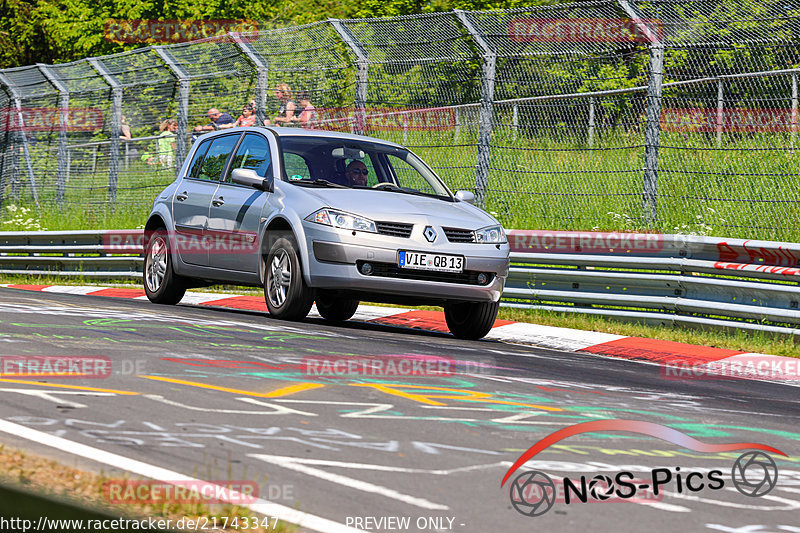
[0,0,555,68]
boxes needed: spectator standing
[120,115,132,140]
[272,84,295,125]
[157,119,177,167]
[292,91,317,128]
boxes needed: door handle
[212,197,225,207]
[175,191,188,201]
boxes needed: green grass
[4,128,800,241]
[2,275,797,357]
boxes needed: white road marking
[0,389,116,408]
[0,418,363,533]
[249,453,448,510]
[144,394,318,416]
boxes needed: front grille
[376,221,413,238]
[443,227,476,243]
[357,261,493,285]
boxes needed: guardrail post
[0,72,39,209]
[716,79,724,148]
[329,20,368,135]
[231,33,269,127]
[617,0,663,227]
[587,96,596,147]
[792,73,798,150]
[455,10,496,209]
[88,58,123,206]
[154,47,190,177]
[37,65,69,207]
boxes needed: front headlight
[475,224,506,244]
[306,208,377,233]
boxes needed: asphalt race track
[0,286,799,532]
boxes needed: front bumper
[303,223,509,303]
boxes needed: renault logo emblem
[424,226,437,243]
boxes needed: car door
[172,133,241,266]
[206,132,273,272]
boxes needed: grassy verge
[0,444,295,532]
[2,274,798,357]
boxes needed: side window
[386,154,437,195]
[197,134,240,181]
[225,134,272,183]
[284,153,312,181]
[187,140,210,178]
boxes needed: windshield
[278,136,453,200]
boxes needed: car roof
[197,126,406,149]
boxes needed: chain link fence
[1,0,799,240]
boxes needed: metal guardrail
[2,229,800,335]
[0,230,141,279]
[505,230,800,335]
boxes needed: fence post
[231,33,269,127]
[88,58,123,206]
[792,73,798,150]
[512,102,519,141]
[455,10,496,209]
[0,72,39,209]
[154,47,190,177]
[329,19,368,135]
[37,65,69,207]
[716,79,724,148]
[618,0,663,227]
[587,96,596,147]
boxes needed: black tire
[143,229,187,305]
[316,292,359,322]
[444,300,500,340]
[264,235,314,320]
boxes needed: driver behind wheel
[345,160,369,187]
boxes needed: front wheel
[264,235,314,320]
[444,301,499,340]
[143,230,186,305]
[316,292,359,322]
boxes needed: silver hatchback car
[143,127,509,339]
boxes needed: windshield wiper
[292,179,348,188]
[371,183,437,198]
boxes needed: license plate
[398,251,464,273]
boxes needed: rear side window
[187,140,211,178]
[197,134,240,181]
[284,153,311,180]
[225,134,272,183]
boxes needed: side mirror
[231,168,273,192]
[455,190,475,204]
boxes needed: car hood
[299,188,495,228]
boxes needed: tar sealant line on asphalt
[0,418,363,533]
[3,284,798,385]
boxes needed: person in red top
[225,103,258,128]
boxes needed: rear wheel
[264,235,314,320]
[143,229,186,305]
[444,300,499,340]
[316,292,359,322]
